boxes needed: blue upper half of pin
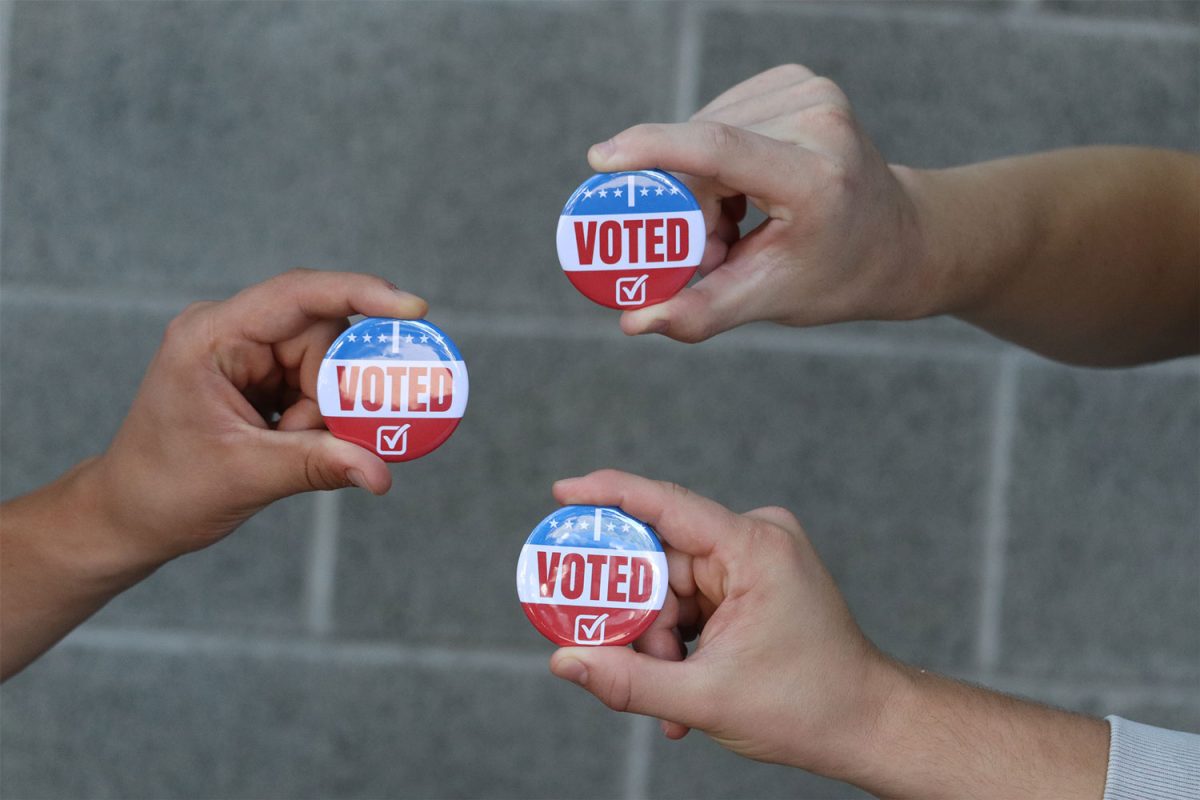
[324,318,463,362]
[561,170,699,217]
[525,505,664,552]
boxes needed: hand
[548,470,900,777]
[90,269,427,564]
[547,471,1110,800]
[587,64,934,343]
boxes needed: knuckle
[673,320,714,344]
[162,301,212,345]
[777,63,815,81]
[661,481,692,501]
[301,443,339,493]
[750,505,801,532]
[603,668,634,714]
[805,76,847,104]
[699,120,740,155]
[810,102,855,134]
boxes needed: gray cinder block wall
[1,1,1196,798]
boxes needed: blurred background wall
[0,1,1196,798]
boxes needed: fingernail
[553,476,580,490]
[346,469,369,491]
[552,657,588,686]
[660,720,672,737]
[589,139,616,162]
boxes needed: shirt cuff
[1104,715,1200,800]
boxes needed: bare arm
[590,65,1199,366]
[907,147,1200,365]
[549,470,1110,800]
[0,460,159,679]
[0,270,425,680]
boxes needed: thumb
[620,258,764,342]
[550,647,707,728]
[248,429,393,498]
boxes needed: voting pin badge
[517,505,667,647]
[556,170,705,310]
[317,318,468,462]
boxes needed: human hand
[587,64,934,343]
[547,469,901,778]
[547,471,1112,799]
[90,269,427,565]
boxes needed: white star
[405,334,414,343]
[655,187,664,196]
[640,187,649,197]
[578,518,590,530]
[613,188,622,198]
[347,334,358,342]
[363,333,373,343]
[622,523,632,533]
[419,334,429,343]
[606,522,615,532]
[561,519,573,530]
[598,189,608,198]
[670,187,680,195]
[433,334,444,344]
[549,519,559,528]
[583,189,593,199]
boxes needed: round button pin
[317,318,468,462]
[556,170,705,310]
[517,505,667,647]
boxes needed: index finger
[588,121,811,203]
[219,269,429,344]
[552,469,740,557]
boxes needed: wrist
[795,647,914,786]
[889,164,964,320]
[51,457,169,589]
[845,662,1110,800]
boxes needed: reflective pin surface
[557,170,704,310]
[517,505,667,646]
[317,318,468,462]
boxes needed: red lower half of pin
[521,601,660,647]
[323,416,462,462]
[565,266,697,310]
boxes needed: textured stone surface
[0,300,312,632]
[1002,364,1200,682]
[1045,0,1200,24]
[3,1,1198,797]
[3,1,674,311]
[0,644,626,799]
[0,301,172,497]
[335,330,993,671]
[697,5,1199,167]
[648,731,871,799]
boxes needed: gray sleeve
[1104,715,1200,800]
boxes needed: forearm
[0,458,162,680]
[842,663,1108,800]
[902,147,1200,366]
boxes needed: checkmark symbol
[382,425,410,449]
[615,274,650,306]
[621,275,648,298]
[574,613,610,643]
[376,424,411,455]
